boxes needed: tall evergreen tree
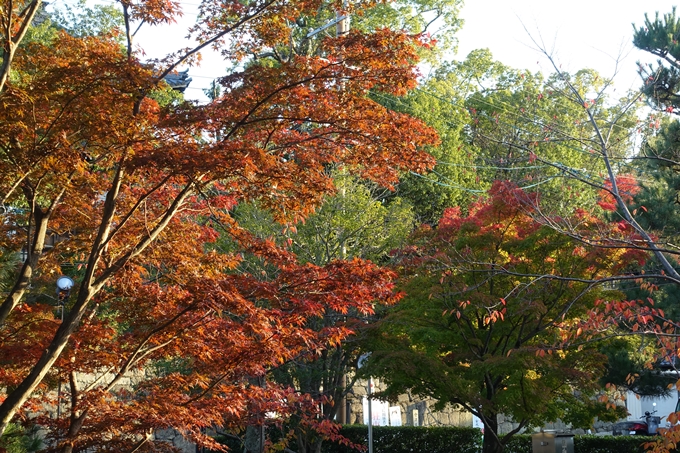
[634,7,680,112]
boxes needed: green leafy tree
[363,181,640,453]
[381,51,495,224]
[50,0,124,39]
[629,10,680,261]
[624,10,680,286]
[248,0,462,67]
[599,337,677,397]
[466,65,638,216]
[616,119,680,331]
[610,17,680,407]
[227,175,415,453]
[385,49,638,224]
[233,174,415,266]
[627,123,680,238]
[452,38,680,397]
[502,13,680,288]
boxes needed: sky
[130,0,680,102]
[452,0,678,93]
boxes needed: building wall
[344,378,625,435]
[345,378,471,428]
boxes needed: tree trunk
[0,0,43,93]
[0,168,195,438]
[244,425,264,453]
[59,372,88,453]
[481,413,504,453]
[0,208,50,326]
[294,426,324,453]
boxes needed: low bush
[323,427,665,453]
[323,425,482,453]
[575,434,668,453]
[504,433,667,453]
[0,423,42,453]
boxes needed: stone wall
[44,370,198,453]
[154,429,197,452]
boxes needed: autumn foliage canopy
[0,0,438,449]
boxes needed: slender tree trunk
[294,426,325,453]
[60,372,88,453]
[0,288,93,436]
[0,170,197,438]
[0,0,43,93]
[244,424,265,453]
[0,167,126,437]
[0,183,69,327]
[311,438,322,453]
[0,208,50,326]
[481,413,504,453]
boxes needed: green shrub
[575,434,666,453]
[503,434,531,453]
[321,427,665,453]
[485,433,663,453]
[322,425,482,453]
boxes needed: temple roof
[164,70,193,93]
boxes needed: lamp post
[55,276,74,322]
[56,275,74,297]
[54,276,74,421]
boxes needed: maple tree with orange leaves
[0,0,439,450]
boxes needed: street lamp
[54,276,74,421]
[56,276,74,302]
[55,276,74,322]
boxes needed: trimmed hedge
[505,434,668,453]
[575,435,666,453]
[323,427,665,453]
[322,425,482,453]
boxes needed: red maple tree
[0,0,438,449]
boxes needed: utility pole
[305,1,349,38]
[336,1,349,37]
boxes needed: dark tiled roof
[164,69,192,92]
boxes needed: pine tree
[634,7,680,110]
